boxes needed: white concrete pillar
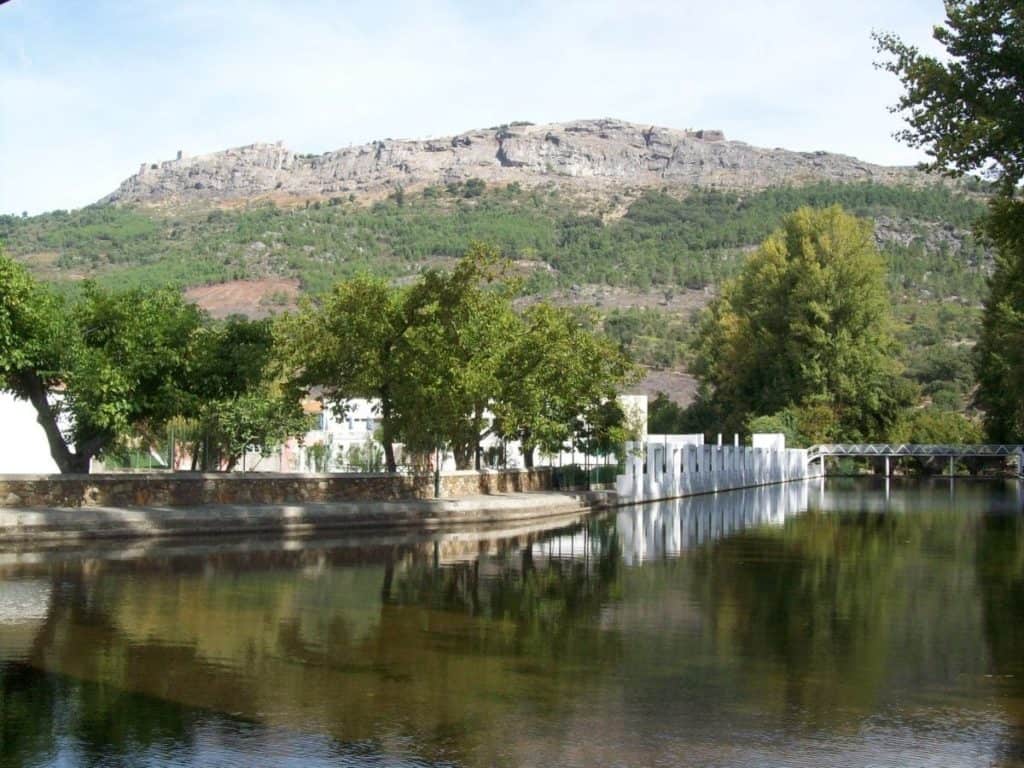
[670,447,681,497]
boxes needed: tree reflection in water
[0,478,1022,768]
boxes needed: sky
[0,0,948,215]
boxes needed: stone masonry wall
[0,469,553,509]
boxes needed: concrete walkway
[0,490,615,543]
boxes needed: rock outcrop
[102,118,922,205]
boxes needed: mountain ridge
[102,118,926,207]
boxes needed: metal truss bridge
[807,444,1024,475]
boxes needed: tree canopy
[276,243,637,470]
[973,202,1024,441]
[1,247,308,472]
[692,206,913,443]
[1,247,206,472]
[275,272,413,471]
[877,1,1024,443]
[186,317,310,471]
[874,1,1024,193]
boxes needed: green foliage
[874,2,1024,192]
[878,1,1024,441]
[278,244,636,471]
[275,270,415,471]
[974,200,1024,441]
[346,438,384,472]
[491,303,638,466]
[746,404,839,448]
[0,247,67,394]
[187,317,310,470]
[0,181,989,303]
[66,284,203,451]
[893,407,984,444]
[395,243,520,467]
[1,249,308,472]
[603,308,695,369]
[647,393,689,435]
[693,206,915,441]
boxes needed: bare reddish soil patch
[629,368,700,407]
[184,278,300,318]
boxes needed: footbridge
[807,444,1024,476]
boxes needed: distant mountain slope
[101,118,925,206]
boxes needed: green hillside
[0,180,991,411]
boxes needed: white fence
[615,436,817,502]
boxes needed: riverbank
[0,490,614,543]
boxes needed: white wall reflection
[531,482,812,566]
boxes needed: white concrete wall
[752,433,787,451]
[0,393,60,474]
[615,433,816,502]
[302,394,649,472]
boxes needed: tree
[63,284,203,467]
[188,317,310,471]
[276,274,411,472]
[973,202,1024,441]
[874,2,1024,193]
[648,393,688,435]
[0,249,76,468]
[396,244,517,469]
[692,206,913,441]
[746,404,838,448]
[1,249,203,472]
[491,304,637,468]
[876,2,1024,442]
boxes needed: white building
[0,389,649,475]
[0,392,60,474]
[297,394,649,472]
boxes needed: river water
[1,478,1022,767]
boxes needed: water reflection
[1,479,1023,767]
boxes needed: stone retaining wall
[0,468,553,509]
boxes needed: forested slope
[0,179,990,411]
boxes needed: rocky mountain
[102,118,923,206]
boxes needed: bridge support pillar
[884,456,890,477]
[949,455,954,477]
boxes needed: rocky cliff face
[103,118,922,205]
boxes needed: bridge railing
[809,444,1024,459]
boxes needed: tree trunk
[379,397,397,473]
[452,443,473,470]
[20,373,98,474]
[523,445,535,469]
[473,409,484,471]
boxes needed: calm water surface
[1,478,1023,767]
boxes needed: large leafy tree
[187,317,310,471]
[876,1,1024,442]
[396,244,518,469]
[278,243,637,471]
[276,273,412,472]
[874,1,1024,193]
[1,248,202,472]
[0,249,75,468]
[692,206,913,441]
[491,304,637,468]
[973,204,1024,440]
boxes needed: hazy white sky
[0,0,947,215]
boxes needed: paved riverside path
[0,491,614,543]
